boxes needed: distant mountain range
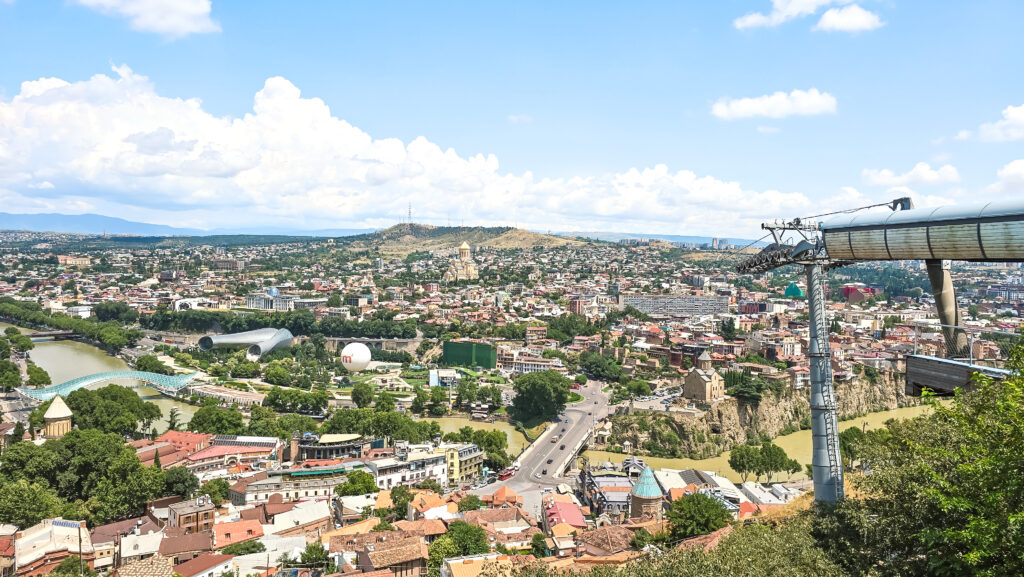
[0,212,764,247]
[0,212,372,237]
[557,230,766,247]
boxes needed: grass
[568,392,584,403]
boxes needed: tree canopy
[511,370,571,421]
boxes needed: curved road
[472,380,613,514]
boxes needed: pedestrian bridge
[15,371,197,401]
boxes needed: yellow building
[43,395,73,439]
[438,443,486,486]
[682,351,725,405]
[443,242,479,282]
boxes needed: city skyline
[2,1,1024,237]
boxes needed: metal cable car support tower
[736,217,854,504]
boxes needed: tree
[327,293,343,308]
[221,540,266,555]
[531,532,548,557]
[458,495,483,512]
[417,479,443,493]
[375,392,395,413]
[429,386,448,416]
[389,485,414,519]
[0,480,64,528]
[166,407,182,432]
[351,381,375,408]
[335,470,379,496]
[411,385,427,414]
[511,370,571,421]
[200,478,231,506]
[49,556,97,577]
[574,374,587,386]
[164,467,199,498]
[667,492,732,540]
[188,406,244,435]
[838,426,864,471]
[720,318,737,341]
[26,365,51,387]
[755,442,792,484]
[136,355,174,375]
[815,357,1024,577]
[446,521,490,556]
[427,535,459,577]
[968,304,980,320]
[299,542,331,571]
[728,444,760,483]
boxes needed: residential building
[366,451,447,490]
[14,519,95,577]
[172,554,233,577]
[618,294,729,317]
[167,498,214,535]
[438,443,485,486]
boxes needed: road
[471,380,613,515]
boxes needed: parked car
[534,473,541,479]
[542,469,547,475]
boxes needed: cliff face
[605,370,916,459]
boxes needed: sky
[1,0,1023,238]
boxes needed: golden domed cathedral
[443,241,479,282]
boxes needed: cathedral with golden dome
[443,241,479,282]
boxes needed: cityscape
[1,2,1024,577]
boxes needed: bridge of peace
[15,371,198,402]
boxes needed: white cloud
[814,4,884,32]
[862,162,961,187]
[734,0,839,29]
[712,88,837,120]
[757,125,781,134]
[991,159,1024,192]
[73,0,220,39]
[0,65,819,236]
[507,114,533,124]
[958,104,1024,142]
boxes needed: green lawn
[568,392,584,403]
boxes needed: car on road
[542,469,547,475]
[564,419,569,423]
[551,435,558,443]
[547,458,553,464]
[534,473,540,479]
[559,444,565,450]
[561,428,565,433]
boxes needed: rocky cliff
[603,370,917,460]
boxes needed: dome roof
[44,395,73,420]
[631,467,662,499]
[459,242,470,249]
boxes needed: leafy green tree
[446,520,490,555]
[135,355,174,375]
[574,374,587,385]
[188,406,244,435]
[335,470,379,496]
[837,426,864,471]
[166,407,183,432]
[720,317,737,341]
[351,381,375,408]
[429,386,448,416]
[815,359,1024,577]
[200,478,231,506]
[375,392,395,413]
[417,478,442,493]
[221,540,266,555]
[164,467,199,498]
[49,556,97,577]
[511,370,571,421]
[410,385,427,414]
[91,452,166,524]
[667,492,732,540]
[728,444,760,483]
[458,495,483,512]
[427,535,459,577]
[531,532,548,557]
[0,480,65,528]
[26,364,51,387]
[755,442,792,484]
[299,542,331,571]
[389,485,414,519]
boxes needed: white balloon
[340,342,372,372]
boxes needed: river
[584,402,937,483]
[426,416,529,455]
[3,322,197,430]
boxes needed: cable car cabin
[905,354,1010,396]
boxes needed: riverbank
[3,321,198,430]
[584,402,938,483]
[424,416,529,455]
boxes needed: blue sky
[1,0,1023,237]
